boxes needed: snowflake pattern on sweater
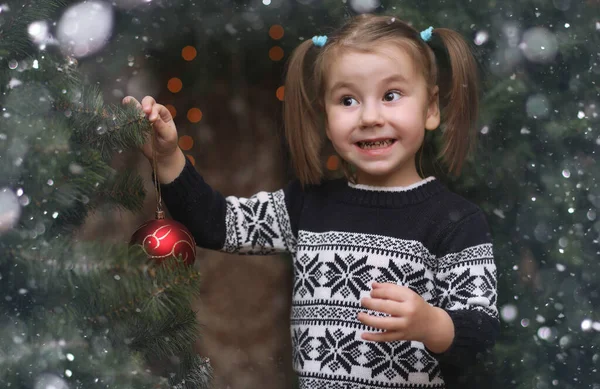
[220,186,496,388]
[159,160,499,389]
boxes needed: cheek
[330,109,358,130]
[392,103,427,126]
[326,126,355,154]
[325,111,348,136]
[326,126,344,145]
[389,112,422,131]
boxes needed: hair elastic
[312,35,328,47]
[420,26,433,42]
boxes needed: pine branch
[94,169,147,213]
[8,238,210,387]
[1,2,208,388]
[0,308,167,389]
[4,55,150,163]
[170,354,214,389]
[77,268,202,326]
[55,88,151,161]
[130,306,200,357]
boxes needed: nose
[359,102,384,128]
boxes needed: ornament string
[151,127,164,219]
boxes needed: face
[324,43,440,187]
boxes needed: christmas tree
[0,1,212,388]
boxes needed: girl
[124,14,499,389]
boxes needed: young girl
[124,14,499,389]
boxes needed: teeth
[358,139,394,149]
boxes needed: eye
[383,91,402,102]
[341,96,359,107]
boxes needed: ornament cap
[155,210,165,219]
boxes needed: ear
[425,85,440,131]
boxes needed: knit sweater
[160,158,500,389]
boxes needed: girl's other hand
[357,282,437,343]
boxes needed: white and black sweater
[160,158,500,389]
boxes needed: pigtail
[283,39,324,186]
[431,28,480,175]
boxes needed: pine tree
[0,1,212,388]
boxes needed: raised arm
[122,95,304,256]
[159,156,303,255]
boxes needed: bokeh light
[520,27,558,64]
[474,30,489,46]
[182,46,197,61]
[187,108,203,123]
[179,135,194,150]
[269,25,284,40]
[276,86,285,101]
[165,104,177,118]
[500,304,518,322]
[34,373,69,389]
[349,0,380,13]
[0,188,21,235]
[526,94,550,119]
[28,21,50,44]
[56,1,113,58]
[167,78,183,93]
[186,154,196,166]
[326,155,340,171]
[269,46,284,61]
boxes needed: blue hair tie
[420,26,433,42]
[312,35,328,47]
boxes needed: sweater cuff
[152,156,228,250]
[426,309,499,367]
[156,156,204,210]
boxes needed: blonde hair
[283,14,481,186]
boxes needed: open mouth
[356,139,396,150]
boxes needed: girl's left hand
[357,282,435,343]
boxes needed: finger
[157,104,174,123]
[122,96,142,109]
[357,312,403,331]
[361,297,403,316]
[148,106,177,143]
[370,283,410,301]
[361,330,405,342]
[149,104,173,124]
[141,96,157,114]
[122,96,146,119]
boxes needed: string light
[326,155,340,171]
[269,25,284,40]
[167,78,183,93]
[186,154,196,166]
[276,86,285,101]
[269,46,284,61]
[178,135,194,150]
[182,46,197,61]
[165,104,177,118]
[187,108,203,123]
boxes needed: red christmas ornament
[130,128,196,266]
[130,210,196,266]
